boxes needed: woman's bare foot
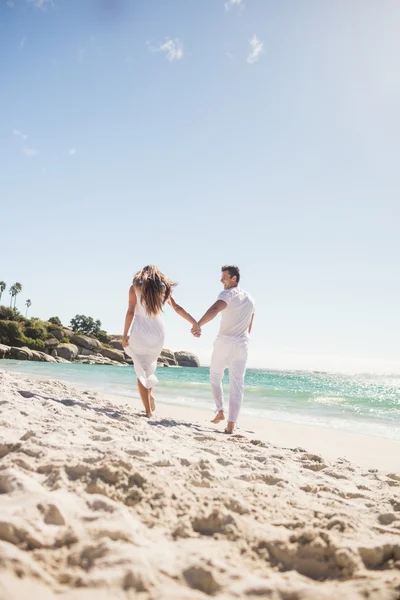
[150,395,155,412]
[224,421,235,434]
[211,410,225,424]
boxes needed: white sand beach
[0,370,400,599]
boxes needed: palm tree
[0,281,6,303]
[13,282,22,309]
[25,299,32,318]
[9,285,16,308]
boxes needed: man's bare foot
[150,395,155,412]
[211,411,225,424]
[224,421,235,434]
[145,411,153,418]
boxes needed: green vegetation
[70,314,102,336]
[0,304,113,355]
[0,278,113,355]
[48,316,62,326]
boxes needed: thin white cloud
[22,147,38,157]
[26,0,54,9]
[247,34,264,64]
[149,38,183,62]
[13,128,28,141]
[7,1,15,8]
[225,0,243,10]
[69,148,76,156]
[78,37,95,64]
[19,37,26,50]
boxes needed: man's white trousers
[210,335,248,423]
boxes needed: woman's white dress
[124,291,164,389]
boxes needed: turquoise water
[1,359,399,440]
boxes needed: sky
[1,0,400,373]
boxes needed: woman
[122,265,199,418]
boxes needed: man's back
[217,287,255,339]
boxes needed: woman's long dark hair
[132,265,176,316]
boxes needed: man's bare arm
[248,313,255,334]
[197,300,227,328]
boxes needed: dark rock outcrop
[174,351,201,368]
[55,344,79,361]
[0,344,10,358]
[70,334,102,354]
[100,347,126,363]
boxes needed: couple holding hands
[122,264,255,433]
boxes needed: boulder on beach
[0,344,10,358]
[77,354,123,366]
[9,346,33,361]
[109,339,123,351]
[54,356,70,364]
[100,347,126,363]
[44,338,59,350]
[160,348,177,366]
[70,334,103,354]
[55,344,79,361]
[30,350,57,363]
[174,351,200,368]
[50,328,73,341]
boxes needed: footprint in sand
[91,435,113,442]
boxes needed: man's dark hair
[221,265,240,283]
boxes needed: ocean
[1,359,399,441]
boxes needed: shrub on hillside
[20,335,45,351]
[97,329,110,344]
[60,337,70,343]
[0,306,16,321]
[48,316,62,326]
[0,321,23,345]
[24,320,48,340]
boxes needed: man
[192,265,255,434]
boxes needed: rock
[51,328,73,340]
[109,339,123,351]
[44,338,59,349]
[77,347,95,356]
[0,344,10,358]
[56,344,79,361]
[30,350,50,362]
[100,347,126,363]
[160,348,177,366]
[30,351,57,363]
[70,334,102,353]
[50,329,63,341]
[54,356,70,364]
[9,346,33,361]
[174,351,200,368]
[76,354,123,366]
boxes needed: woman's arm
[122,286,137,348]
[168,296,199,327]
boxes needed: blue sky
[1,0,400,372]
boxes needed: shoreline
[107,395,400,474]
[1,361,399,472]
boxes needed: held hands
[191,322,201,338]
[122,335,129,348]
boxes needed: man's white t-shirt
[217,286,255,340]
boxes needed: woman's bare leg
[150,390,155,412]
[137,379,152,417]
